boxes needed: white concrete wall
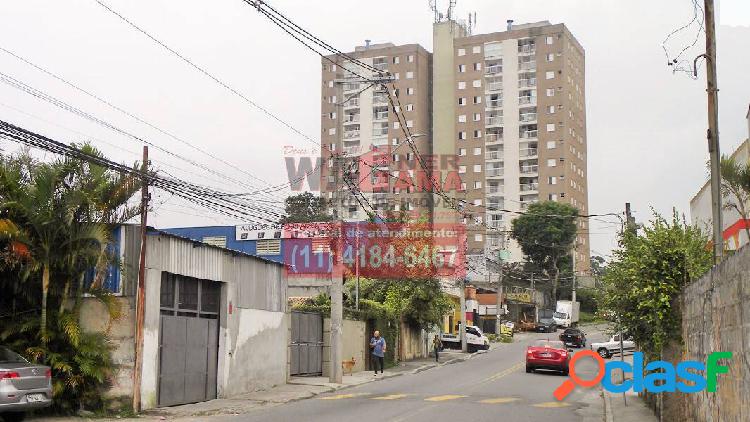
[140,268,163,410]
[221,308,288,397]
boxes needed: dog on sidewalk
[341,357,356,375]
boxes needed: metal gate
[158,273,220,407]
[290,311,323,376]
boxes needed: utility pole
[495,254,504,334]
[459,279,467,352]
[625,203,636,235]
[328,82,345,383]
[703,0,723,264]
[571,242,576,307]
[132,146,149,412]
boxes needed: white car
[440,325,490,353]
[590,334,635,359]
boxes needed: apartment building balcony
[519,113,537,123]
[343,130,360,140]
[372,129,388,137]
[372,61,388,71]
[519,165,538,175]
[485,150,503,161]
[518,78,537,89]
[372,95,389,105]
[519,148,538,158]
[518,96,537,106]
[343,114,360,124]
[486,184,504,195]
[485,65,503,76]
[486,168,504,178]
[486,81,503,92]
[520,183,539,193]
[343,83,360,92]
[343,145,361,155]
[373,111,389,121]
[486,202,504,212]
[486,116,503,127]
[343,98,360,109]
[518,62,537,72]
[520,130,538,139]
[486,99,503,109]
[485,133,503,144]
[518,45,536,55]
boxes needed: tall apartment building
[319,20,590,274]
[433,20,590,275]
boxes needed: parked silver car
[0,346,52,422]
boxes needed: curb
[603,388,614,422]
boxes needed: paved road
[232,327,608,422]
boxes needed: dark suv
[559,328,586,348]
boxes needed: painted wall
[322,318,366,376]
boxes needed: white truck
[590,333,635,359]
[440,325,490,353]
[553,300,580,328]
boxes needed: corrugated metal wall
[120,225,285,312]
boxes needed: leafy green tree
[590,255,607,278]
[720,155,750,242]
[280,192,332,223]
[510,201,578,303]
[601,210,712,359]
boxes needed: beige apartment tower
[320,20,590,274]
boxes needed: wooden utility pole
[132,146,149,412]
[703,0,723,264]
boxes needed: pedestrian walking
[369,330,386,376]
[433,334,442,363]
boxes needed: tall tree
[280,192,332,223]
[719,155,750,242]
[510,201,578,304]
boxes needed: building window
[472,80,482,88]
[549,194,558,201]
[474,234,483,242]
[392,138,399,145]
[458,48,466,56]
[549,176,557,185]
[406,71,414,79]
[330,143,336,151]
[546,53,555,62]
[474,62,482,71]
[460,182,467,191]
[407,87,415,95]
[546,71,555,79]
[473,113,481,122]
[407,55,414,62]
[458,97,467,106]
[474,181,482,189]
[473,147,481,155]
[548,105,556,114]
[473,199,482,206]
[406,120,413,128]
[458,165,466,174]
[547,123,556,132]
[458,115,467,123]
[547,159,557,167]
[458,148,466,156]
[472,45,481,54]
[328,128,336,135]
[473,164,482,172]
[473,96,482,104]
[473,130,482,138]
[458,81,467,90]
[406,104,414,111]
[546,36,554,45]
[458,131,467,140]
[458,64,466,73]
[394,121,400,129]
[394,72,400,80]
[393,56,400,64]
[329,112,336,119]
[256,239,281,255]
[546,88,555,97]
[547,140,556,149]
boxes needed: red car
[525,340,571,374]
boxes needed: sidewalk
[601,354,657,422]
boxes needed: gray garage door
[290,311,323,376]
[158,273,220,407]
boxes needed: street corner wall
[661,244,750,422]
[400,323,427,361]
[221,307,288,396]
[79,296,135,400]
[323,318,366,376]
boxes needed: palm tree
[720,156,750,242]
[0,145,141,341]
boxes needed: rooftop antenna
[428,0,439,23]
[447,0,456,21]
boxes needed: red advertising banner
[282,222,466,280]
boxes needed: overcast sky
[0,0,748,257]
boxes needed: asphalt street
[231,327,609,422]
